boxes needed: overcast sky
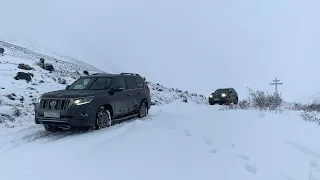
[0,0,319,102]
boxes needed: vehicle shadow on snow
[2,111,161,151]
[19,116,146,144]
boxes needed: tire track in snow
[0,106,165,151]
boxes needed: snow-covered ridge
[0,40,206,128]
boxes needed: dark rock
[0,47,4,55]
[43,63,54,71]
[39,80,44,83]
[39,58,45,64]
[57,77,67,84]
[14,72,32,82]
[27,87,36,90]
[83,70,89,75]
[18,63,33,70]
[182,97,188,103]
[6,94,16,100]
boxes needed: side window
[89,77,107,90]
[135,76,144,88]
[125,76,138,90]
[113,78,127,90]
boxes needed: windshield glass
[214,89,229,94]
[68,77,97,90]
[68,77,113,90]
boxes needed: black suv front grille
[40,98,71,110]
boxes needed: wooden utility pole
[270,78,283,94]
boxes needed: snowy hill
[0,40,206,128]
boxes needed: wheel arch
[101,104,113,118]
[141,98,148,107]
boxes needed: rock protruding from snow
[14,72,33,82]
[83,70,89,75]
[0,47,4,56]
[18,63,34,70]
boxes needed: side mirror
[66,85,71,90]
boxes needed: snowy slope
[0,41,206,128]
[0,102,319,180]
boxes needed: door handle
[137,92,141,95]
[127,93,131,96]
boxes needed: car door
[134,76,145,107]
[111,77,129,118]
[124,76,139,113]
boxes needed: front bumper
[35,103,97,127]
[209,97,229,104]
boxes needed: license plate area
[44,111,61,118]
[214,98,219,101]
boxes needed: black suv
[208,88,238,105]
[35,73,151,131]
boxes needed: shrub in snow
[223,88,283,112]
[247,88,283,110]
[238,99,250,109]
[300,111,320,124]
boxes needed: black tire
[44,125,59,132]
[94,107,113,130]
[209,102,215,105]
[138,101,148,118]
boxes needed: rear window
[135,76,144,88]
[125,76,138,89]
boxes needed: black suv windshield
[68,77,113,90]
[214,89,229,94]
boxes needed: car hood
[41,90,99,98]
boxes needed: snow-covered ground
[1,40,320,180]
[0,102,319,180]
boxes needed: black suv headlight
[73,96,95,106]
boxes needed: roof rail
[120,73,141,76]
